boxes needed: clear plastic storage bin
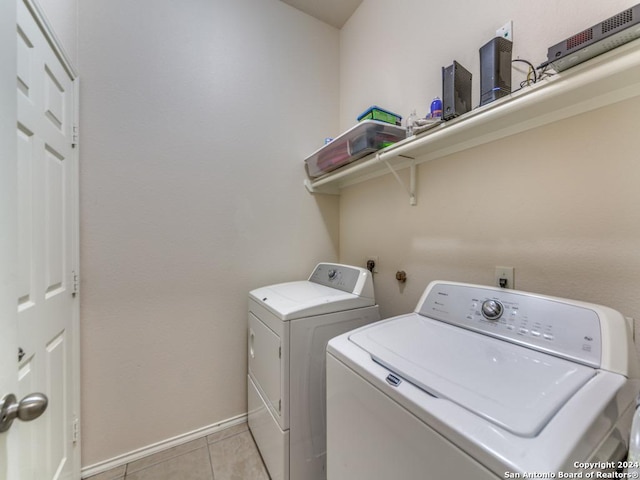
[305,120,406,178]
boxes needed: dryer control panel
[418,282,604,368]
[308,263,373,297]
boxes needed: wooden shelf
[304,39,640,200]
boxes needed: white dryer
[248,263,379,480]
[327,281,640,479]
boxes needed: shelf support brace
[378,154,417,206]
[303,179,340,196]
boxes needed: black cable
[537,63,554,81]
[512,58,538,83]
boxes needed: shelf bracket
[303,179,340,195]
[378,154,417,206]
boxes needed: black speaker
[479,37,512,106]
[442,61,472,121]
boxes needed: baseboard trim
[81,413,248,479]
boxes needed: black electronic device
[545,3,640,72]
[442,61,472,120]
[479,37,513,106]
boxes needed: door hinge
[278,346,281,359]
[72,270,79,297]
[278,399,281,413]
[72,417,79,444]
[71,124,79,148]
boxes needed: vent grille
[567,28,594,50]
[603,8,633,34]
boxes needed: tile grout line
[87,423,250,480]
[125,438,208,475]
[125,430,247,479]
[206,438,216,480]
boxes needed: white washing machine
[327,281,640,479]
[248,263,380,480]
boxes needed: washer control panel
[481,299,503,320]
[418,282,602,367]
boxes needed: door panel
[44,146,65,296]
[16,0,79,478]
[17,124,34,311]
[45,331,67,478]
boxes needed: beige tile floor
[85,422,270,480]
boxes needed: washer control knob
[481,299,503,320]
[328,269,337,280]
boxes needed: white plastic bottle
[406,109,417,137]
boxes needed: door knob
[0,392,48,433]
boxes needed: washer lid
[349,313,596,437]
[250,281,375,320]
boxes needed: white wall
[338,1,640,327]
[78,0,340,466]
[340,0,635,128]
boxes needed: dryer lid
[250,281,375,320]
[348,313,596,437]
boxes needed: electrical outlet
[495,266,514,289]
[496,20,513,42]
[366,256,379,274]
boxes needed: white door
[0,1,20,477]
[13,0,80,479]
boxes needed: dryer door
[249,312,283,425]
